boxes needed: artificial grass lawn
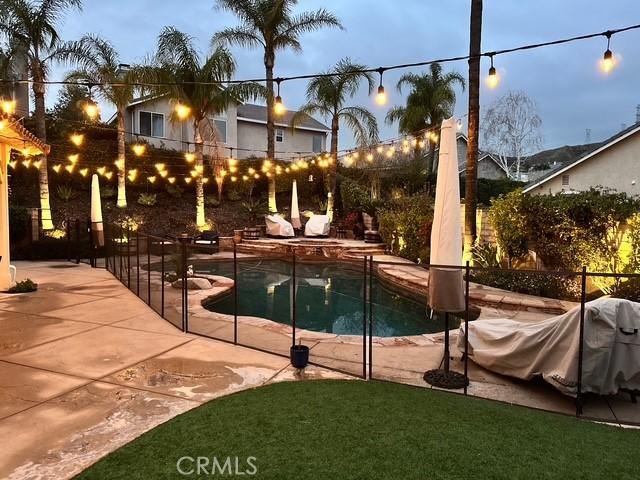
[76,380,639,479]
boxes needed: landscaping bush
[9,206,30,244]
[137,193,157,207]
[166,184,184,199]
[377,194,433,263]
[339,178,369,214]
[100,185,117,199]
[489,188,640,276]
[471,269,581,301]
[11,237,93,260]
[461,177,526,205]
[8,278,38,293]
[227,189,242,202]
[205,195,220,208]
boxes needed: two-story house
[122,95,329,160]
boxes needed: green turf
[75,380,639,479]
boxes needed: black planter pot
[290,345,310,369]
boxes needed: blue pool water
[196,259,458,337]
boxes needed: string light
[65,164,74,173]
[1,99,16,115]
[486,54,499,89]
[242,175,249,181]
[168,177,176,184]
[97,166,106,176]
[132,143,146,156]
[70,133,84,146]
[184,177,192,184]
[175,102,191,120]
[158,170,168,178]
[155,163,165,172]
[68,154,79,164]
[83,86,100,120]
[105,171,113,180]
[366,153,374,162]
[33,159,42,169]
[148,175,157,183]
[80,168,89,177]
[202,177,209,184]
[375,68,387,105]
[376,145,384,154]
[114,159,124,170]
[231,176,237,182]
[128,169,138,182]
[185,152,195,162]
[600,31,617,73]
[274,79,286,116]
[8,160,17,169]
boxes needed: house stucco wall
[528,131,640,196]
[235,120,327,160]
[125,97,238,155]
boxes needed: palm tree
[293,58,378,222]
[65,35,138,208]
[464,0,483,261]
[0,0,83,230]
[214,0,342,213]
[150,26,261,228]
[385,63,465,176]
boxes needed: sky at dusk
[47,0,640,152]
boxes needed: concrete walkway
[0,261,348,480]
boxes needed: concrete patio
[0,261,349,480]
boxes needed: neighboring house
[523,122,640,196]
[521,142,603,182]
[436,133,509,180]
[120,95,329,160]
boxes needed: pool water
[197,259,458,337]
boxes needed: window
[139,111,164,137]
[562,174,570,186]
[214,119,227,143]
[312,135,323,153]
[276,128,284,143]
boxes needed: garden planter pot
[290,345,310,369]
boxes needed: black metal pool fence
[100,223,640,423]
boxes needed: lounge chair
[304,214,331,237]
[194,231,220,253]
[265,215,295,238]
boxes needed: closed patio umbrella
[424,117,467,389]
[91,174,104,247]
[291,179,301,229]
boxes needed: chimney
[636,104,640,123]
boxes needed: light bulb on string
[105,171,113,180]
[375,68,387,106]
[175,102,191,120]
[486,54,500,89]
[132,143,146,156]
[155,163,165,172]
[9,160,18,169]
[68,154,79,164]
[231,176,237,182]
[274,78,286,116]
[168,177,176,184]
[33,160,42,169]
[148,175,157,183]
[600,31,617,74]
[83,85,100,120]
[366,152,374,162]
[128,169,138,182]
[97,166,106,176]
[1,99,16,115]
[52,164,62,173]
[70,133,84,146]
[184,177,192,184]
[79,168,89,177]
[185,152,195,163]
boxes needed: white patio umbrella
[424,117,466,389]
[291,179,301,229]
[91,174,104,247]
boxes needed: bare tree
[483,91,543,180]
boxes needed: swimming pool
[195,259,458,337]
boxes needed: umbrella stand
[424,313,469,389]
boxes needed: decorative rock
[171,277,213,290]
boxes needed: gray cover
[458,298,640,396]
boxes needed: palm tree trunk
[32,73,53,231]
[195,125,206,228]
[464,0,483,261]
[326,115,339,222]
[264,48,277,213]
[116,109,127,208]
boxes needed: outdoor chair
[194,230,220,253]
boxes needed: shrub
[8,278,38,293]
[488,189,529,262]
[227,189,242,202]
[9,206,30,243]
[166,184,184,199]
[137,193,157,207]
[100,185,117,199]
[339,178,369,213]
[57,184,76,201]
[471,270,581,301]
[205,195,220,208]
[377,194,433,263]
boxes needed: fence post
[368,255,373,380]
[291,250,297,347]
[118,225,123,282]
[136,230,140,295]
[126,227,131,287]
[87,219,94,268]
[103,223,109,272]
[464,261,470,395]
[576,266,587,416]
[66,219,71,262]
[74,219,80,264]
[181,237,188,332]
[161,239,165,318]
[233,242,238,344]
[147,235,151,306]
[362,255,367,379]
